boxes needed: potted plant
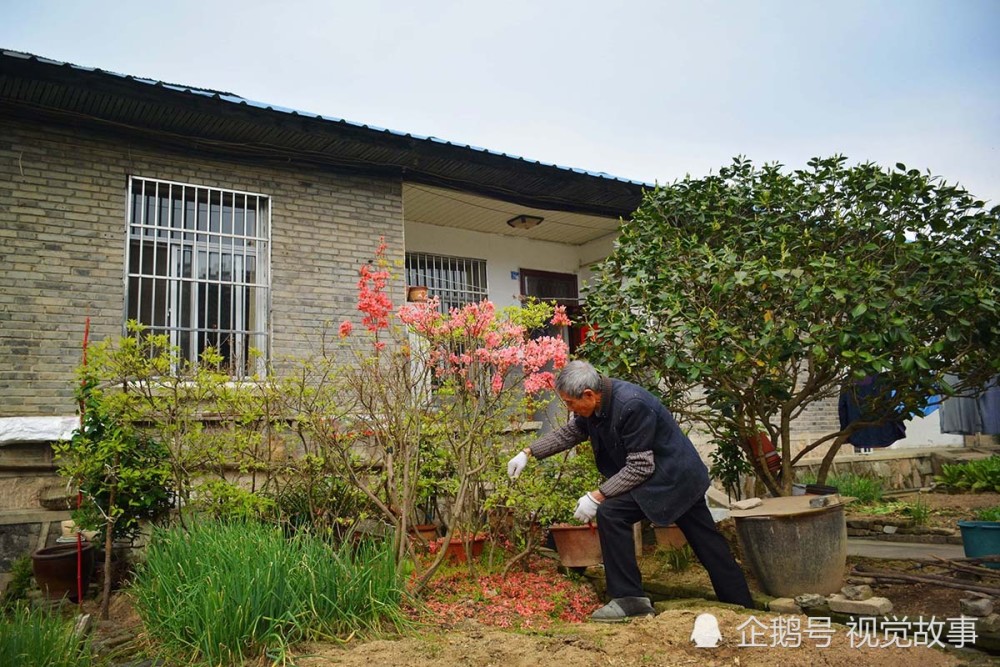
[518,445,603,568]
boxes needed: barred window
[405,252,488,311]
[125,177,270,378]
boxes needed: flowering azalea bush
[335,240,571,586]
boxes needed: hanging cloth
[939,374,1000,435]
[838,375,906,448]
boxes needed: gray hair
[556,360,601,398]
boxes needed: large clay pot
[31,542,95,601]
[734,502,847,597]
[549,523,602,567]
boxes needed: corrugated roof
[0,49,650,218]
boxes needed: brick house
[0,49,648,518]
[0,49,966,532]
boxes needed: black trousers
[596,494,754,608]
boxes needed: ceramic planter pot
[549,523,602,567]
[407,286,429,302]
[436,535,486,563]
[408,524,438,548]
[31,542,95,601]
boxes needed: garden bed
[845,491,1000,541]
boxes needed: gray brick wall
[0,117,403,416]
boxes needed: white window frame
[124,176,271,378]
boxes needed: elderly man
[507,360,753,621]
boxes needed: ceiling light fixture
[506,214,544,230]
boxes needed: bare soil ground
[292,492,998,666]
[294,608,976,667]
[89,492,1000,666]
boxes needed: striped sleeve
[598,450,655,498]
[530,419,587,459]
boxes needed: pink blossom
[524,372,555,394]
[338,320,353,337]
[550,304,571,327]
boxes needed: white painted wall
[892,410,963,449]
[404,221,585,308]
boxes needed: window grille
[405,252,488,311]
[125,177,270,378]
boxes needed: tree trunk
[100,482,115,621]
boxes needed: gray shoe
[590,596,656,622]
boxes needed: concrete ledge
[0,509,72,526]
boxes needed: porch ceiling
[403,183,621,245]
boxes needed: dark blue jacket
[575,379,710,525]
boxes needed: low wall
[0,509,72,573]
[721,445,1000,500]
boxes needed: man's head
[556,360,602,417]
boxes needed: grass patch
[903,496,931,526]
[0,604,92,667]
[827,472,884,503]
[132,519,407,665]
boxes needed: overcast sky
[3,0,998,204]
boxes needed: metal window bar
[125,176,270,378]
[405,252,488,311]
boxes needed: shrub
[827,472,884,504]
[936,456,1000,493]
[0,557,33,613]
[0,605,92,667]
[975,506,1000,522]
[132,519,406,664]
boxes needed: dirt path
[296,608,975,667]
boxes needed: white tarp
[0,416,79,444]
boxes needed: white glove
[574,492,601,523]
[506,451,529,480]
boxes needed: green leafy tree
[584,156,1000,495]
[54,340,173,619]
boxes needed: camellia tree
[584,156,1000,495]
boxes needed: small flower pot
[549,523,602,567]
[435,535,486,563]
[407,286,429,302]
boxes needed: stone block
[840,584,873,601]
[827,594,893,615]
[977,613,1000,633]
[732,498,763,510]
[794,593,829,610]
[960,597,995,617]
